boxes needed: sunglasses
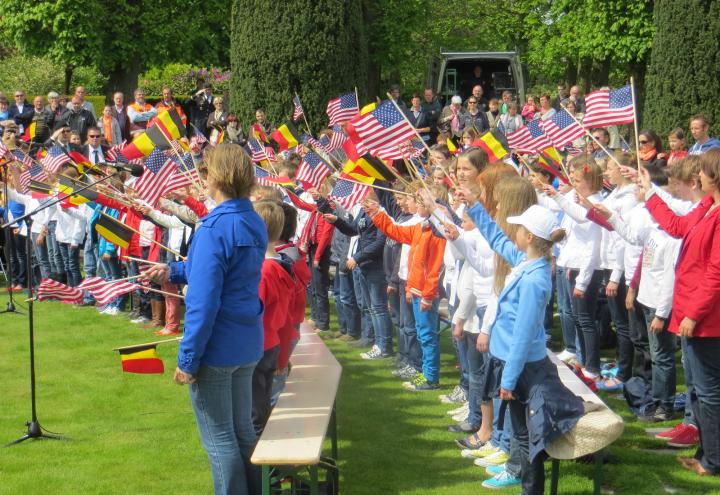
[468,101,477,104]
[14,94,24,98]
[88,135,101,138]
[4,129,17,134]
[639,140,649,144]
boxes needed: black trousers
[251,345,280,437]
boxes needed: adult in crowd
[82,126,109,165]
[58,96,96,142]
[389,84,407,112]
[463,65,487,99]
[148,144,267,495]
[421,88,442,141]
[206,96,228,138]
[155,86,188,129]
[638,130,667,164]
[439,96,466,139]
[553,84,569,110]
[688,115,720,155]
[112,92,131,142]
[253,108,273,138]
[66,86,96,118]
[589,127,612,161]
[568,85,585,113]
[191,82,215,135]
[8,89,33,134]
[45,91,64,120]
[29,95,54,143]
[538,93,557,120]
[466,85,488,112]
[98,105,123,146]
[225,113,246,145]
[127,88,157,136]
[407,93,431,143]
[461,96,490,135]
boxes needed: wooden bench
[251,323,342,495]
[548,351,622,495]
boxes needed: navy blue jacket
[9,102,34,128]
[331,210,386,270]
[169,198,267,374]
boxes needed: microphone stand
[0,161,22,314]
[4,170,122,446]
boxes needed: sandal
[597,377,624,392]
[455,432,484,450]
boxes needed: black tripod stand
[0,163,23,315]
[4,170,122,446]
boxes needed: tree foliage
[230,0,367,129]
[644,0,720,135]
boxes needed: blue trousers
[190,363,260,495]
[356,265,393,354]
[412,296,440,383]
[58,243,81,287]
[556,267,576,354]
[398,281,422,370]
[338,270,361,338]
[642,305,676,411]
[352,268,374,343]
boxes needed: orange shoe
[155,327,181,336]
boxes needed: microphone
[107,162,145,177]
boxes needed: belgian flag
[28,180,53,199]
[117,343,164,374]
[121,126,171,161]
[154,108,186,140]
[537,146,569,184]
[67,151,103,175]
[472,130,510,163]
[95,212,133,249]
[58,175,98,206]
[251,123,269,144]
[342,154,397,184]
[21,122,36,143]
[271,121,300,152]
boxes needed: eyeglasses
[639,140,649,144]
[14,94,24,98]
[88,135,101,138]
[4,129,17,134]
[468,101,477,104]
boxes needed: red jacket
[646,194,720,337]
[184,196,208,218]
[259,257,294,351]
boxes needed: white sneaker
[452,411,469,423]
[447,402,469,416]
[104,307,120,316]
[360,345,382,360]
[131,316,150,324]
[461,442,500,459]
[473,449,510,467]
[439,384,467,404]
[557,349,576,362]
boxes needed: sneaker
[448,421,478,434]
[653,406,674,422]
[668,424,700,448]
[637,406,659,423]
[439,385,467,404]
[104,306,120,316]
[481,469,521,489]
[131,316,150,324]
[656,422,687,440]
[402,375,440,391]
[473,450,510,467]
[361,345,383,360]
[601,366,620,379]
[452,411,470,423]
[461,442,500,459]
[557,349,576,362]
[391,364,411,377]
[398,366,420,379]
[447,403,469,416]
[485,464,506,476]
[97,305,109,314]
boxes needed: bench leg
[262,465,270,495]
[330,401,338,461]
[550,459,559,495]
[310,465,319,495]
[594,451,603,495]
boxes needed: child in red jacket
[253,200,295,435]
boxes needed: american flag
[564,145,583,156]
[540,111,586,148]
[133,149,177,206]
[328,124,348,151]
[583,85,635,128]
[190,129,208,152]
[328,178,369,209]
[326,92,359,125]
[373,139,425,161]
[165,151,200,192]
[350,101,416,157]
[506,119,552,153]
[37,278,83,304]
[12,149,34,168]
[292,95,304,121]
[105,141,128,162]
[77,276,106,292]
[41,145,72,174]
[0,141,8,160]
[296,151,333,189]
[254,165,273,186]
[301,134,329,153]
[19,161,48,193]
[248,139,275,163]
[86,279,138,306]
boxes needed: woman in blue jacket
[148,144,267,495]
[457,188,584,495]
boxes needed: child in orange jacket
[365,194,446,391]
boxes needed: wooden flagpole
[339,176,413,196]
[113,336,182,351]
[122,255,163,266]
[160,132,204,191]
[559,104,623,169]
[129,283,184,299]
[630,77,642,170]
[296,92,313,136]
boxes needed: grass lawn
[1,298,720,494]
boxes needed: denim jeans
[412,296,440,383]
[464,329,486,428]
[569,269,603,373]
[642,305,676,411]
[398,281,421,371]
[46,220,64,275]
[100,255,124,309]
[338,270,361,338]
[685,337,720,474]
[456,335,469,393]
[628,300,652,382]
[190,362,260,495]
[308,245,330,330]
[556,267,576,354]
[352,268,374,343]
[58,243,81,287]
[332,266,347,332]
[357,265,393,354]
[603,271,632,382]
[8,231,27,287]
[84,236,98,277]
[682,337,697,426]
[30,232,51,280]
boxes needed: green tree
[645,0,720,135]
[230,0,367,130]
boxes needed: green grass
[1,299,720,494]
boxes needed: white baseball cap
[507,204,560,241]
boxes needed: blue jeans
[642,305,676,411]
[604,271,632,382]
[58,243,81,287]
[332,266,347,332]
[84,237,98,276]
[100,255,124,309]
[685,337,720,474]
[8,232,27,287]
[398,281,421,370]
[338,270,361,338]
[569,269,603,373]
[308,245,330,330]
[682,337,697,426]
[190,363,260,495]
[412,296,440,383]
[46,220,64,275]
[556,267,576,354]
[456,335,469,394]
[30,232,51,280]
[352,268,374,343]
[357,265,393,354]
[465,319,486,428]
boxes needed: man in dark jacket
[321,197,394,358]
[190,82,214,135]
[58,97,96,142]
[29,96,54,144]
[422,88,442,143]
[8,89,34,134]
